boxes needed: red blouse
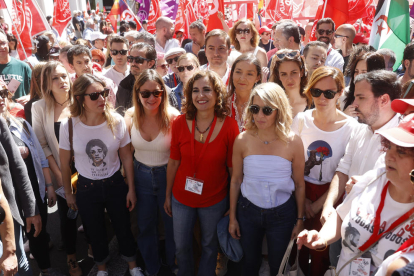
[170,114,239,208]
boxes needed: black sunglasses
[158,64,168,69]
[236,28,251,35]
[276,51,300,59]
[127,56,151,64]
[110,49,128,56]
[317,29,334,35]
[177,65,195,72]
[84,88,109,101]
[310,88,337,99]
[0,89,9,99]
[166,56,180,64]
[139,90,163,98]
[334,34,348,38]
[249,104,276,116]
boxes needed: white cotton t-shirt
[375,249,414,276]
[336,168,414,276]
[59,113,131,180]
[291,109,360,184]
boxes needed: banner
[147,0,162,33]
[8,0,31,59]
[266,0,293,22]
[137,0,151,21]
[207,0,224,31]
[160,0,179,20]
[107,0,143,33]
[25,0,50,37]
[348,0,375,23]
[174,0,188,39]
[193,0,210,27]
[53,0,72,37]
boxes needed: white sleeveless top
[131,125,172,167]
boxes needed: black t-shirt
[54,122,61,142]
[338,49,350,73]
[259,39,275,53]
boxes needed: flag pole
[3,1,28,60]
[321,0,328,19]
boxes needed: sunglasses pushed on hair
[276,51,300,59]
[139,89,163,98]
[0,89,9,99]
[310,88,337,99]
[249,104,276,116]
[84,88,109,101]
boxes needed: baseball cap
[378,113,414,147]
[49,47,60,57]
[391,99,414,114]
[259,26,271,35]
[353,33,369,45]
[164,47,186,60]
[175,29,184,34]
[89,31,107,41]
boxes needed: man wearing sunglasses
[184,21,206,56]
[333,24,356,73]
[315,18,344,71]
[103,36,130,86]
[154,16,179,53]
[67,45,117,107]
[162,48,185,89]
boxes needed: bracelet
[45,183,53,188]
[315,240,328,251]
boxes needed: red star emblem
[376,21,385,35]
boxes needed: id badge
[185,176,204,195]
[349,257,371,276]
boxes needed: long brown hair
[71,74,117,134]
[132,69,173,134]
[229,19,259,51]
[29,62,46,100]
[228,54,262,97]
[182,70,230,120]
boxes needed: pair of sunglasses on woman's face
[236,28,251,35]
[139,90,163,98]
[0,89,9,99]
[249,105,276,116]
[310,88,338,99]
[276,50,300,59]
[177,65,194,72]
[84,88,109,101]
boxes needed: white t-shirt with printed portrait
[59,113,131,180]
[336,167,414,276]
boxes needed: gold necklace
[195,117,214,142]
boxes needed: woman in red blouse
[164,70,239,276]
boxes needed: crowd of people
[0,6,414,276]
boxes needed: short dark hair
[189,20,206,32]
[365,52,386,72]
[136,32,156,48]
[354,70,401,101]
[303,41,328,57]
[316,18,335,31]
[67,45,92,65]
[403,42,414,70]
[109,35,129,48]
[130,42,157,69]
[205,29,231,50]
[128,21,137,29]
[276,21,301,44]
[60,45,72,55]
[377,48,396,69]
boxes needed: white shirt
[325,44,345,71]
[336,114,400,178]
[200,64,231,85]
[291,110,360,184]
[336,167,414,276]
[103,65,130,86]
[375,249,414,276]
[59,114,130,180]
[155,39,180,54]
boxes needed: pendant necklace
[195,117,214,142]
[255,132,277,145]
[54,98,69,106]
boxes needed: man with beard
[155,17,179,53]
[399,42,414,85]
[184,21,206,56]
[321,70,400,267]
[116,43,178,115]
[342,224,360,253]
[315,18,344,71]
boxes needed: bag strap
[68,117,74,164]
[278,239,295,275]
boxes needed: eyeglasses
[139,90,163,98]
[127,56,151,64]
[236,28,251,35]
[0,89,9,99]
[84,88,109,101]
[276,51,300,59]
[93,59,102,63]
[334,34,348,38]
[110,49,128,56]
[310,88,337,99]
[249,104,276,116]
[158,64,168,69]
[177,65,195,72]
[166,56,180,64]
[317,29,334,35]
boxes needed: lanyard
[359,181,414,252]
[327,48,332,56]
[206,63,231,86]
[190,115,217,178]
[173,74,178,87]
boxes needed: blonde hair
[70,74,117,134]
[40,61,73,112]
[244,83,293,143]
[229,19,259,51]
[132,69,173,134]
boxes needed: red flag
[87,0,91,11]
[362,4,376,26]
[246,3,254,20]
[96,2,99,12]
[107,0,143,33]
[53,0,72,37]
[348,0,374,23]
[309,0,349,41]
[174,0,189,39]
[147,0,162,34]
[0,0,6,9]
[103,6,106,13]
[193,0,209,27]
[206,0,224,32]
[266,0,293,22]
[8,0,31,60]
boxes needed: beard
[356,101,380,126]
[317,36,331,45]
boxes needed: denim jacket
[9,118,49,202]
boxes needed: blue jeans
[237,195,297,276]
[172,195,227,276]
[76,171,137,265]
[134,160,176,274]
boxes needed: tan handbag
[277,239,305,276]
